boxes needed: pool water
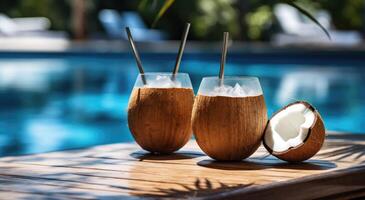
[0,52,364,156]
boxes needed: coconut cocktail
[191,32,268,161]
[192,77,268,161]
[128,73,194,154]
[126,24,192,154]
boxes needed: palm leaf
[152,0,175,27]
[286,1,331,40]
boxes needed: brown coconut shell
[192,95,268,161]
[128,87,194,154]
[263,101,326,162]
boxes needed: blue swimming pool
[0,51,364,156]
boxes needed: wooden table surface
[0,133,364,200]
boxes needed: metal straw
[125,27,147,85]
[172,23,191,79]
[219,32,229,86]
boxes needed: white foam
[203,83,261,97]
[144,75,182,88]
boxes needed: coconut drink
[128,73,194,153]
[126,24,193,154]
[192,77,268,161]
[192,32,268,161]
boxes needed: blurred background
[0,0,364,156]
[1,0,365,42]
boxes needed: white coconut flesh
[264,103,315,153]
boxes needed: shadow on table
[130,150,205,161]
[319,141,365,164]
[196,138,365,171]
[197,157,337,171]
[136,178,254,198]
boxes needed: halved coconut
[263,101,325,162]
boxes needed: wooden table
[0,133,364,199]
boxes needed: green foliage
[0,0,363,41]
[245,6,272,40]
[152,0,332,40]
[191,0,240,40]
[320,0,364,30]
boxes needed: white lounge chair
[0,14,50,35]
[0,13,66,38]
[272,4,362,46]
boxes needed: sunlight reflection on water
[0,54,363,156]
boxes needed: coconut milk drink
[192,77,268,161]
[128,73,194,154]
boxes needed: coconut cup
[128,73,194,154]
[192,77,268,161]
